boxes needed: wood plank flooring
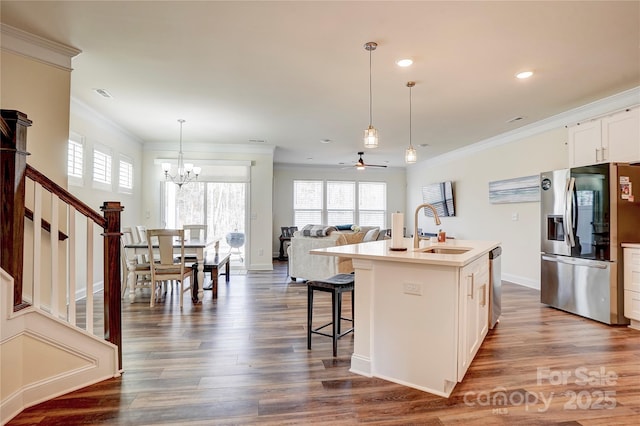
[8,261,640,425]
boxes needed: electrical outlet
[511,212,519,221]
[403,282,422,296]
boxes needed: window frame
[92,144,113,191]
[293,179,387,229]
[118,155,134,194]
[67,133,85,186]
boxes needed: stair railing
[1,109,123,369]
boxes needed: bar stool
[307,273,355,357]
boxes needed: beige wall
[1,47,73,306]
[1,51,70,185]
[273,165,407,257]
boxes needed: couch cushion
[342,232,364,245]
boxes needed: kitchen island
[311,238,500,397]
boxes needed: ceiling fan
[346,152,388,170]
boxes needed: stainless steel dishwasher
[489,246,502,329]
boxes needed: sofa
[287,226,383,281]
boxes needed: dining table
[124,238,219,303]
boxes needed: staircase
[0,110,122,424]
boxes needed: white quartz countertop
[310,238,501,267]
[622,243,640,249]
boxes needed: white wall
[141,144,274,271]
[406,87,639,289]
[407,129,566,289]
[273,165,406,257]
[69,99,144,228]
[68,99,144,293]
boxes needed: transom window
[293,180,386,229]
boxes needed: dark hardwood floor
[8,261,640,425]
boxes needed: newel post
[1,110,32,307]
[101,201,123,370]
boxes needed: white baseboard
[502,272,540,290]
[74,281,104,301]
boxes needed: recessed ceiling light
[320,139,332,144]
[306,157,313,161]
[248,139,266,143]
[506,116,525,123]
[396,58,413,67]
[515,71,534,79]
[418,143,429,148]
[93,88,113,98]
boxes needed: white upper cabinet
[569,107,640,167]
[569,119,602,167]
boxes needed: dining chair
[177,225,208,271]
[135,225,147,243]
[121,227,152,302]
[146,229,193,308]
[183,224,207,241]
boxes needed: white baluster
[33,184,42,308]
[50,195,59,318]
[68,205,77,326]
[86,219,94,334]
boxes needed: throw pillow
[362,228,379,242]
[335,224,353,231]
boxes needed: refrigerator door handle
[565,177,576,248]
[541,254,608,269]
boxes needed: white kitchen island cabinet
[311,238,499,397]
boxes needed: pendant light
[405,81,417,164]
[363,41,379,149]
[161,119,201,188]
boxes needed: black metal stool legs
[307,285,313,351]
[307,273,355,357]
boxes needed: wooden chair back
[146,229,192,307]
[183,224,207,241]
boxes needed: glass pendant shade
[364,42,379,149]
[364,125,379,149]
[404,81,417,164]
[405,146,417,163]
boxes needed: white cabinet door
[602,108,640,164]
[569,120,603,167]
[457,254,490,381]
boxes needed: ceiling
[2,1,639,167]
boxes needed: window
[163,181,247,253]
[359,182,386,226]
[119,157,134,192]
[293,180,323,228]
[327,181,355,225]
[67,139,83,178]
[93,148,112,186]
[293,180,386,229]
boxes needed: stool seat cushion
[308,273,354,289]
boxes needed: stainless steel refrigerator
[540,163,640,324]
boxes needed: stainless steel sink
[415,247,471,255]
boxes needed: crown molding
[418,86,640,168]
[0,24,81,71]
[70,97,144,145]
